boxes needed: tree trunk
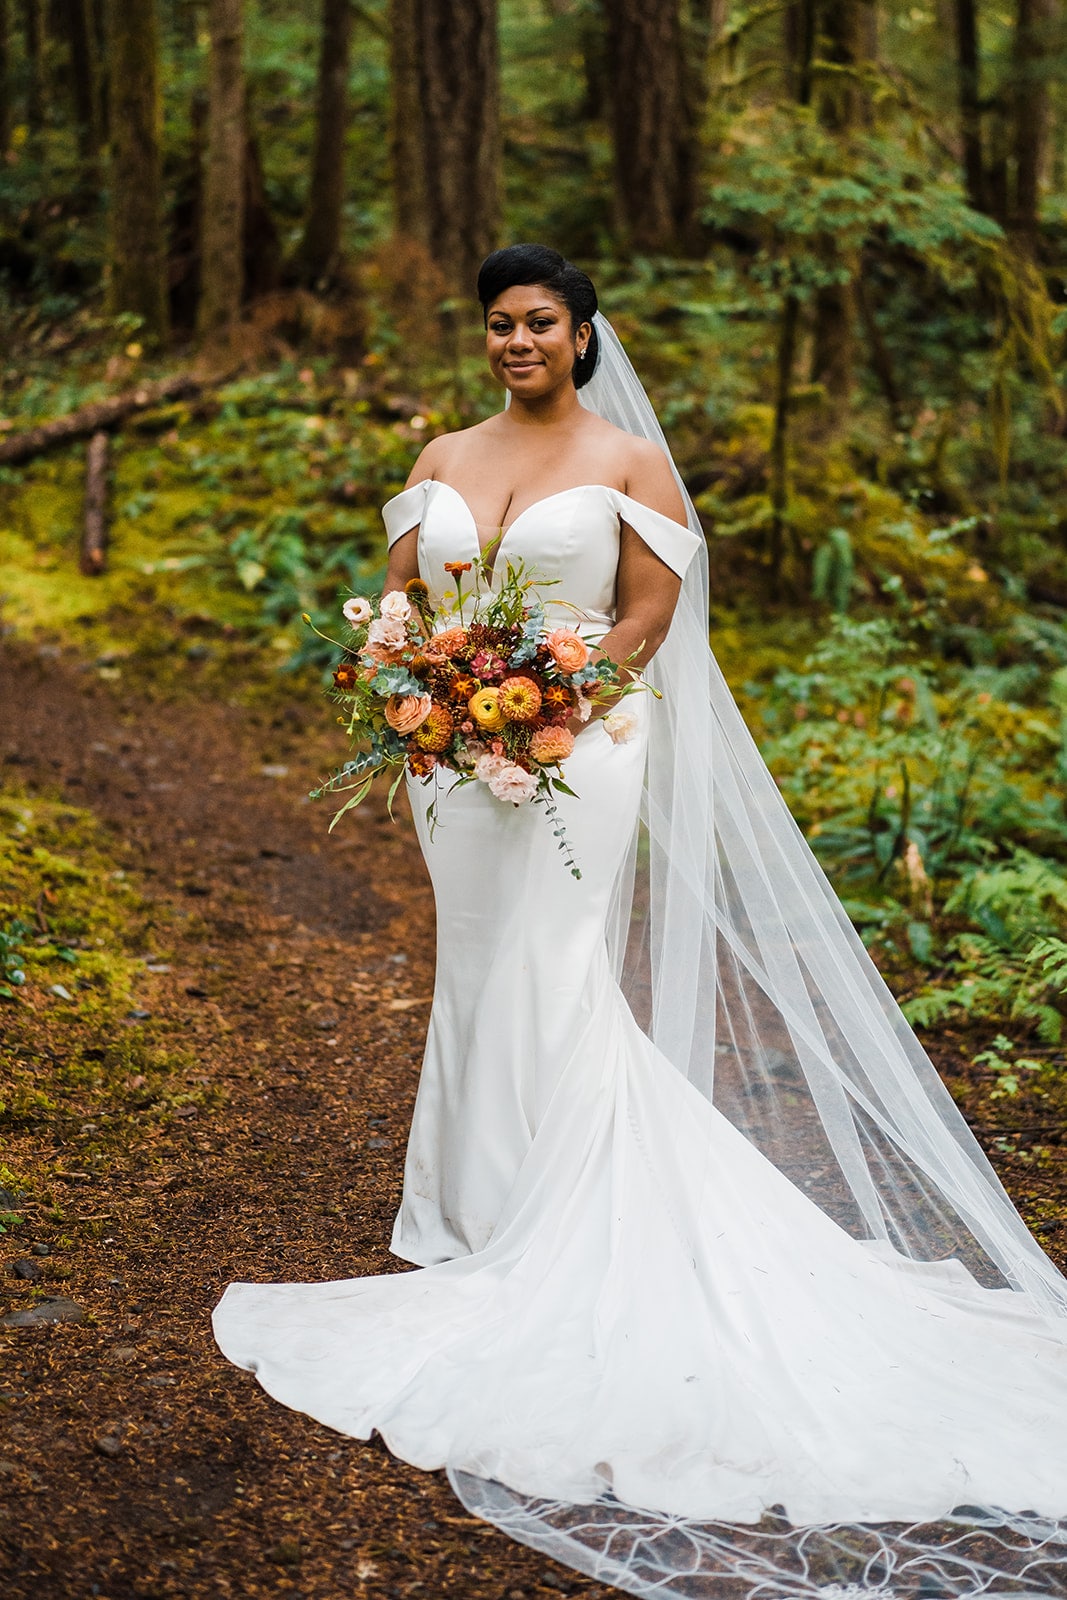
[80,430,110,575]
[0,0,10,152]
[62,0,101,159]
[387,0,499,295]
[106,0,169,344]
[605,0,703,252]
[295,0,353,285]
[954,0,985,211]
[197,0,245,336]
[810,0,861,409]
[1012,0,1055,242]
[22,0,44,131]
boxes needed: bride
[214,244,1067,1598]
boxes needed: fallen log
[0,371,224,466]
[80,430,110,576]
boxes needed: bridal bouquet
[309,556,647,876]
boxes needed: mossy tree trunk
[106,0,169,345]
[198,0,244,336]
[294,0,353,286]
[62,0,102,160]
[388,0,499,295]
[605,0,706,253]
[1011,0,1056,244]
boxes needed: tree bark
[62,0,102,159]
[1012,0,1056,242]
[605,0,704,253]
[106,0,169,344]
[80,430,109,575]
[810,0,862,409]
[954,0,985,211]
[0,0,10,152]
[197,0,245,336]
[387,0,499,294]
[295,0,354,285]
[22,0,44,131]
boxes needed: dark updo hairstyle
[476,243,600,389]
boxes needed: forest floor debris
[0,639,1065,1600]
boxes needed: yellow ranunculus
[469,686,504,731]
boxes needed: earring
[579,347,587,361]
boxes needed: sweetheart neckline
[422,480,690,581]
[426,482,615,581]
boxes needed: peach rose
[486,761,539,804]
[546,628,589,674]
[379,590,413,622]
[474,752,510,783]
[529,725,575,764]
[343,596,372,626]
[384,693,432,735]
[367,616,408,651]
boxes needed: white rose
[486,762,539,804]
[367,616,408,650]
[343,596,372,626]
[575,694,593,723]
[379,590,413,622]
[474,753,510,783]
[603,710,637,745]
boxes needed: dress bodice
[381,479,701,629]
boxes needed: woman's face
[485,285,590,399]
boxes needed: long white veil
[450,312,1067,1597]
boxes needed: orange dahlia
[497,675,543,724]
[407,750,437,777]
[413,703,454,753]
[428,627,468,657]
[529,725,575,764]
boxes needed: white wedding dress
[215,472,1067,1599]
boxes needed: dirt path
[0,642,612,1600]
[2,641,1065,1600]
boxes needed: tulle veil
[450,313,1067,1597]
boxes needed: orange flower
[444,561,473,576]
[413,704,455,753]
[407,750,437,778]
[498,675,543,724]
[541,682,575,717]
[546,628,589,674]
[428,626,469,657]
[385,693,432,735]
[450,673,480,703]
[529,725,575,764]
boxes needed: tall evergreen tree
[62,0,102,159]
[954,0,986,212]
[21,0,44,132]
[388,0,499,294]
[604,0,705,252]
[198,0,244,335]
[106,0,169,343]
[294,0,353,285]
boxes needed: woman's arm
[381,435,450,594]
[569,441,686,730]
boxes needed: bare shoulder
[597,424,686,523]
[403,418,498,487]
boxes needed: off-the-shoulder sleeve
[382,479,431,548]
[612,489,702,578]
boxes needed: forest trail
[0,641,611,1600]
